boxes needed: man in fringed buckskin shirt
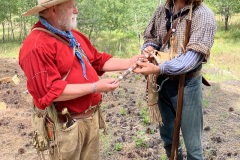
[134,0,216,159]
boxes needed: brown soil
[0,58,240,160]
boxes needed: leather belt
[58,105,98,123]
[164,70,201,81]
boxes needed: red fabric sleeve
[72,30,112,76]
[19,35,68,109]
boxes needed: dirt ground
[0,58,240,160]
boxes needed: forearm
[54,83,93,102]
[54,78,119,102]
[102,58,131,71]
[160,50,204,75]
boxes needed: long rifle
[170,3,193,160]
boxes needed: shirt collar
[164,1,193,13]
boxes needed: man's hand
[134,60,160,75]
[142,46,155,55]
[95,78,120,93]
[141,46,156,62]
[128,54,146,68]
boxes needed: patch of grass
[140,107,150,125]
[134,75,141,81]
[100,132,114,156]
[1,15,240,81]
[148,128,156,134]
[206,15,240,81]
[101,103,107,111]
[120,107,127,116]
[203,71,235,83]
[91,30,141,58]
[138,131,145,136]
[219,112,229,121]
[160,154,168,160]
[0,41,21,58]
[202,99,209,108]
[137,100,143,107]
[114,143,123,151]
[135,137,149,148]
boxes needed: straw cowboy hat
[23,0,69,16]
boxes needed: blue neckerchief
[39,17,87,80]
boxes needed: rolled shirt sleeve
[187,5,217,61]
[19,45,68,109]
[159,50,204,75]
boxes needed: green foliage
[0,41,21,58]
[205,0,240,30]
[114,143,123,151]
[120,107,127,116]
[134,75,141,81]
[160,154,168,160]
[135,137,149,148]
[137,100,143,107]
[207,15,240,80]
[140,107,150,125]
[205,0,240,14]
[92,30,140,58]
[0,0,164,55]
[100,132,114,157]
[138,131,145,136]
[78,0,162,37]
[74,0,164,57]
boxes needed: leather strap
[32,27,69,45]
[32,27,73,80]
[165,70,201,81]
[58,105,98,122]
[161,15,187,51]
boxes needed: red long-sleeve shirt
[19,21,112,113]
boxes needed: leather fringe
[147,74,163,126]
[148,103,163,126]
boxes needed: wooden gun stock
[170,6,193,160]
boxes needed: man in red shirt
[19,0,142,159]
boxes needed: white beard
[58,14,77,31]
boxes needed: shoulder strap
[162,14,187,47]
[33,27,90,63]
[32,27,69,46]
[32,27,72,80]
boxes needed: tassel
[148,103,163,125]
[147,74,163,125]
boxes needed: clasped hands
[133,46,160,75]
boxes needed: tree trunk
[9,13,15,41]
[88,28,93,41]
[19,15,22,41]
[224,7,229,31]
[8,22,10,41]
[24,19,27,38]
[2,22,5,43]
